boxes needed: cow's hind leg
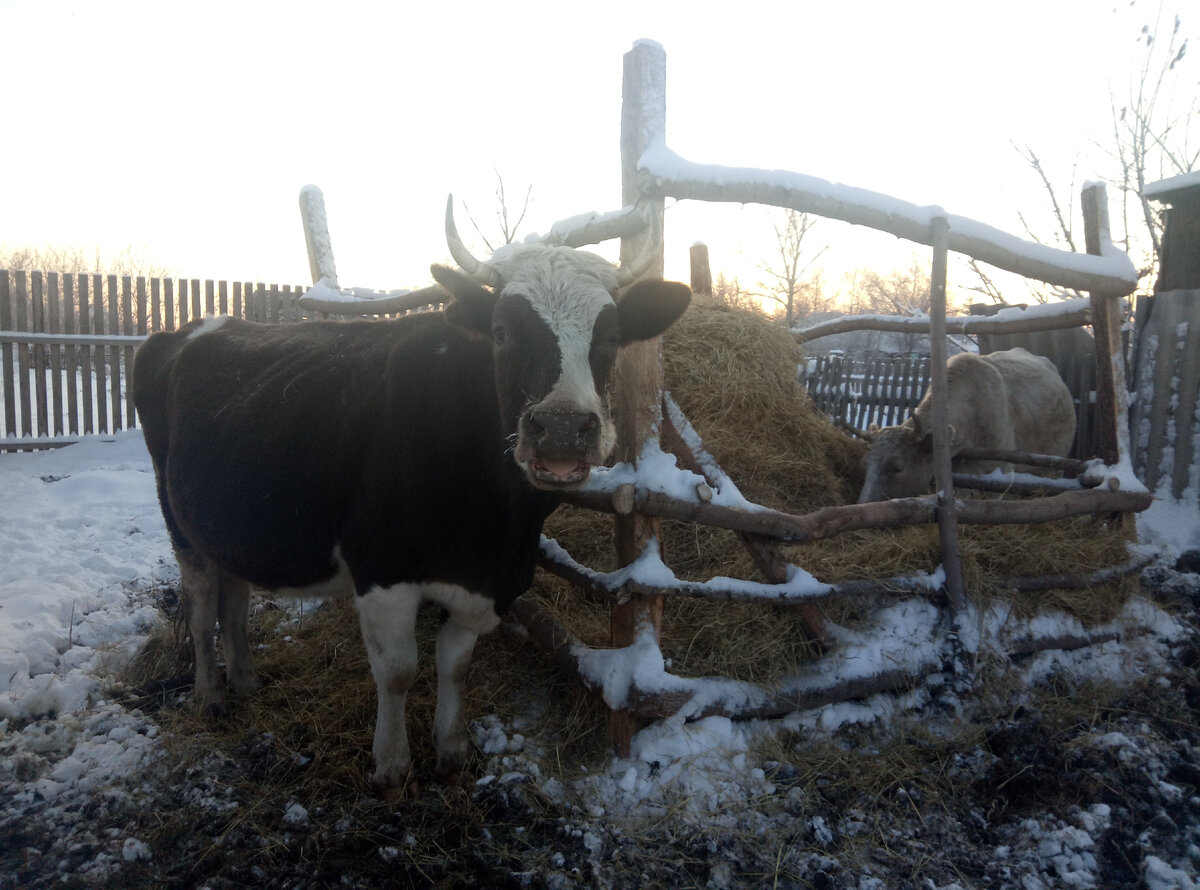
[177,550,226,715]
[217,573,260,697]
[355,584,421,794]
[430,584,501,782]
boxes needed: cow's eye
[492,325,508,344]
[887,460,903,475]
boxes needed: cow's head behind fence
[436,198,690,490]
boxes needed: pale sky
[1,0,1190,303]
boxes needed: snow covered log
[297,283,445,316]
[562,486,1150,545]
[638,146,1138,297]
[537,537,942,607]
[793,299,1092,343]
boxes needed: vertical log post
[928,215,969,629]
[1082,182,1131,468]
[609,40,669,757]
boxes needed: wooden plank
[165,277,176,330]
[14,272,33,438]
[31,273,50,437]
[234,281,245,320]
[79,275,95,435]
[1169,298,1200,499]
[122,276,135,427]
[205,279,215,316]
[47,273,64,436]
[1143,294,1182,489]
[136,278,148,335]
[0,271,16,438]
[108,275,121,431]
[92,274,108,434]
[63,274,79,436]
[190,278,201,320]
[218,279,229,316]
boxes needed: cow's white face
[432,245,690,491]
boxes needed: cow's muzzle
[518,407,602,488]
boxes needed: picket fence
[804,351,1101,460]
[0,270,312,449]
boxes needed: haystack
[531,296,1136,682]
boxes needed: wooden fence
[804,351,1102,460]
[0,270,310,449]
[804,354,930,430]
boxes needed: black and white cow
[132,207,690,792]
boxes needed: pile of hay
[530,296,1136,683]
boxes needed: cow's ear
[617,280,691,345]
[432,265,496,335]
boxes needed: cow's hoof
[370,764,418,800]
[228,674,262,698]
[194,695,228,719]
[434,754,466,787]
[372,775,420,801]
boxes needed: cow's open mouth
[529,457,591,488]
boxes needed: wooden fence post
[928,215,969,625]
[609,40,668,757]
[1082,183,1131,467]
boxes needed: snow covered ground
[1,431,1198,888]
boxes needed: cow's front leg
[355,584,420,795]
[431,585,502,782]
[433,618,479,782]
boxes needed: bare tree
[712,271,761,313]
[1109,7,1197,275]
[756,209,828,327]
[1005,6,1196,302]
[461,170,533,252]
[852,258,939,317]
[0,242,172,277]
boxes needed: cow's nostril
[528,409,598,441]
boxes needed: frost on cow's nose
[526,407,598,449]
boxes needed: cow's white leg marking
[426,584,501,779]
[355,584,421,790]
[217,573,259,697]
[178,552,225,713]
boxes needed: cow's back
[133,314,558,605]
[986,348,1076,457]
[913,352,1014,453]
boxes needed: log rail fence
[501,42,1153,749]
[0,42,1158,756]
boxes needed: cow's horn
[445,195,503,289]
[616,202,663,287]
